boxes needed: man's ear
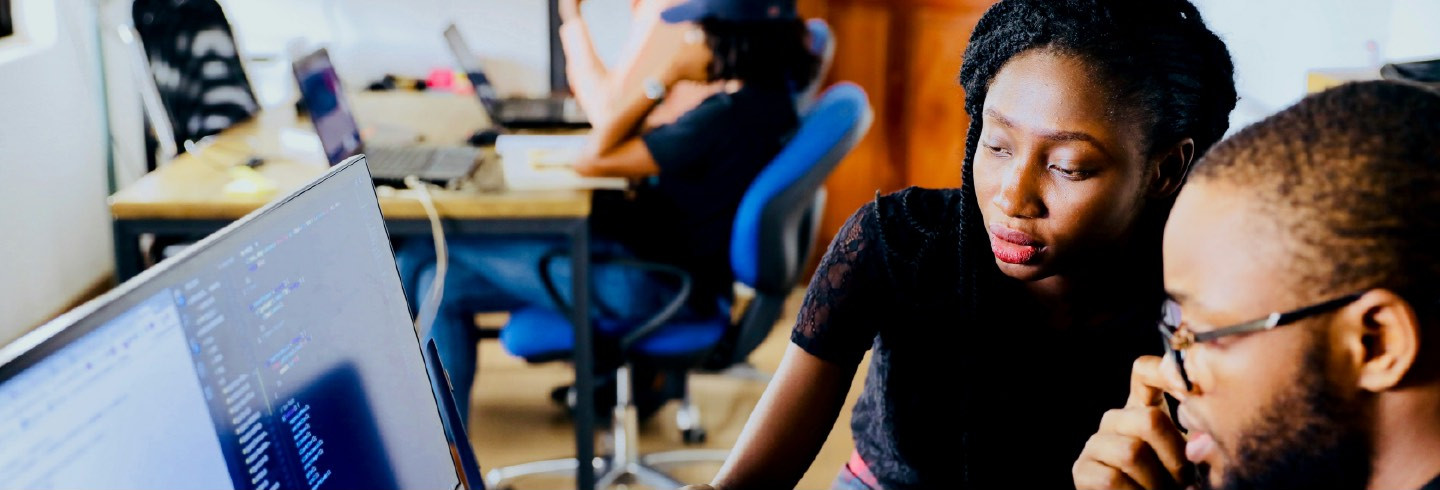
[1341,289,1423,392]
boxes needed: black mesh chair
[125,0,258,166]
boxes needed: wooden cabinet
[799,0,995,269]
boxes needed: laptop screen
[0,158,461,490]
[293,49,364,165]
[442,25,502,113]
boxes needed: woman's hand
[559,0,583,23]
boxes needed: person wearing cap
[396,0,819,423]
[557,0,718,128]
[577,0,819,326]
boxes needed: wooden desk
[107,91,601,490]
[110,92,592,223]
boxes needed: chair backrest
[718,83,870,364]
[131,0,258,153]
[731,82,870,293]
[795,18,836,114]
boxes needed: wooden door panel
[901,6,982,188]
[802,0,996,279]
[818,2,901,244]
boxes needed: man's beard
[1199,342,1371,490]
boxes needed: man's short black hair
[1191,81,1440,297]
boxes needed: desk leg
[569,220,595,490]
[113,220,144,283]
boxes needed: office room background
[3,0,1433,346]
[1,0,1440,489]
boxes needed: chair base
[485,365,729,489]
[484,450,731,490]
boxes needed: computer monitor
[0,157,463,489]
[293,48,364,165]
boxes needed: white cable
[404,175,448,334]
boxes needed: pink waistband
[846,449,882,489]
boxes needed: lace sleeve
[791,202,891,366]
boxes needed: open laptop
[293,48,482,187]
[443,24,589,129]
[0,157,482,490]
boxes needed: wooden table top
[109,92,591,221]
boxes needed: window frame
[0,0,13,39]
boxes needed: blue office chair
[485,82,873,489]
[796,18,836,114]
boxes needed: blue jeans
[395,235,682,422]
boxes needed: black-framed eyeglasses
[1158,292,1365,391]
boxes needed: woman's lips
[988,224,1043,265]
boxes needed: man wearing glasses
[1073,81,1440,490]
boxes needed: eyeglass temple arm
[1192,293,1365,343]
[1191,316,1275,343]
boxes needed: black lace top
[792,187,1161,489]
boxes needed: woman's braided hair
[945,0,1236,483]
[953,0,1237,327]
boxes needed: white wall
[106,0,637,195]
[0,0,637,342]
[0,0,114,343]
[219,0,633,100]
[1191,0,1402,131]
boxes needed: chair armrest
[535,249,694,352]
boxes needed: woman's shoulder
[862,186,967,255]
[820,187,967,296]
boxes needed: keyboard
[367,146,481,185]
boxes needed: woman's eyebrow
[984,108,1116,158]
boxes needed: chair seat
[500,307,729,360]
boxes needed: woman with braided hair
[702,0,1238,488]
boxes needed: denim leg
[435,236,677,323]
[539,250,685,331]
[394,235,691,424]
[412,263,481,423]
[398,236,586,422]
[394,238,433,316]
[399,237,540,425]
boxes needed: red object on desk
[427,68,455,91]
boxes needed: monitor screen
[293,49,363,166]
[0,158,460,490]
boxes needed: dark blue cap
[660,0,798,23]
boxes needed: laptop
[443,24,590,129]
[0,157,482,490]
[293,48,482,187]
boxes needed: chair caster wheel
[682,428,707,445]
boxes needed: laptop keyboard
[368,146,480,183]
[369,147,434,176]
[428,147,483,175]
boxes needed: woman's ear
[1151,138,1195,198]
